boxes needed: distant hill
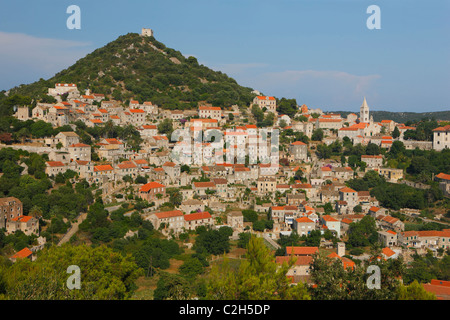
[331,110,450,123]
[6,33,256,110]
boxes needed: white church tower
[360,97,370,123]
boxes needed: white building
[433,125,450,151]
[199,106,222,121]
[253,96,277,114]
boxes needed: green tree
[179,257,205,279]
[242,210,258,223]
[194,229,230,255]
[2,244,142,299]
[251,105,264,123]
[252,220,267,232]
[135,175,148,184]
[392,126,400,139]
[347,216,378,248]
[311,129,324,142]
[157,118,174,138]
[397,280,436,300]
[277,98,298,118]
[309,252,404,300]
[168,190,183,207]
[180,164,191,174]
[389,140,406,157]
[153,272,193,300]
[316,144,331,159]
[365,143,380,155]
[206,236,310,300]
[237,232,252,248]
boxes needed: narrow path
[58,213,87,246]
[263,233,281,250]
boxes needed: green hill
[5,33,255,110]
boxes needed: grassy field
[131,276,158,300]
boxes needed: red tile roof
[129,109,145,113]
[142,125,157,129]
[94,165,113,172]
[184,211,212,221]
[318,118,342,122]
[276,255,313,266]
[11,247,33,259]
[291,141,306,145]
[256,96,275,100]
[322,215,339,222]
[46,161,65,167]
[286,246,318,255]
[423,281,450,299]
[433,125,450,132]
[436,173,450,181]
[140,182,165,192]
[327,252,355,269]
[134,159,148,165]
[199,106,221,111]
[339,187,357,193]
[11,215,33,222]
[69,143,90,148]
[117,161,137,169]
[105,138,122,145]
[193,181,215,188]
[296,217,314,223]
[154,210,183,219]
[382,247,396,257]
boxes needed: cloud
[249,69,381,109]
[0,31,93,90]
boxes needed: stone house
[139,182,166,202]
[146,210,184,234]
[183,211,215,231]
[0,197,23,229]
[6,215,39,236]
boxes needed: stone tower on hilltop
[141,28,154,37]
[360,97,370,123]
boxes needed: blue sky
[0,0,449,112]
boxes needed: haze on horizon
[0,0,448,113]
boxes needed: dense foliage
[0,244,142,299]
[309,252,405,300]
[206,236,311,300]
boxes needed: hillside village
[0,31,449,300]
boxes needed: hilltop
[5,33,256,110]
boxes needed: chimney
[337,242,345,257]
